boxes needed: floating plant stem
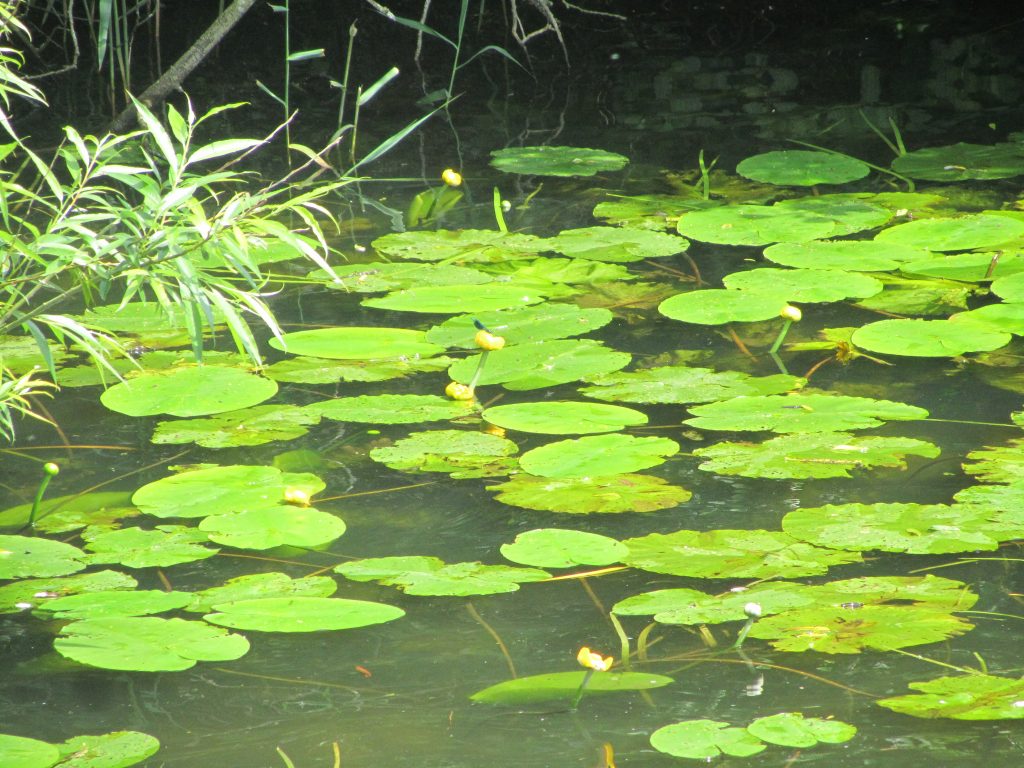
[493,187,509,233]
[733,602,762,649]
[769,305,802,354]
[571,669,595,709]
[572,647,614,709]
[27,461,59,530]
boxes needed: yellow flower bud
[577,646,614,672]
[474,329,506,351]
[284,488,311,506]
[441,168,463,187]
[445,381,475,401]
[780,305,802,322]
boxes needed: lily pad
[622,528,859,579]
[764,240,929,271]
[425,305,613,348]
[0,570,137,614]
[774,195,892,235]
[684,393,928,432]
[203,596,404,632]
[371,229,544,263]
[54,616,249,671]
[82,525,218,568]
[658,289,790,325]
[34,589,191,620]
[676,204,840,245]
[990,270,1024,301]
[693,432,939,479]
[782,502,1021,554]
[613,582,813,625]
[650,720,766,760]
[490,146,628,177]
[488,473,691,514]
[747,604,973,653]
[0,734,60,768]
[736,150,870,186]
[854,275,976,316]
[151,405,321,448]
[265,354,454,384]
[448,339,630,390]
[852,318,1010,357]
[335,556,549,596]
[746,713,856,747]
[722,268,882,303]
[0,535,87,579]
[482,401,647,434]
[369,429,518,474]
[199,506,346,550]
[592,193,714,230]
[362,283,545,313]
[891,142,1024,181]
[539,226,688,262]
[132,465,325,518]
[309,394,474,424]
[471,670,672,705]
[100,366,277,417]
[184,572,338,613]
[580,366,802,404]
[519,434,679,478]
[0,492,136,534]
[962,439,1024,483]
[951,303,1024,336]
[500,528,627,568]
[877,674,1024,720]
[482,257,634,285]
[875,213,1024,251]
[901,251,1024,282]
[267,327,444,360]
[316,261,493,292]
[55,730,161,768]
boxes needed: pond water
[4,8,1024,768]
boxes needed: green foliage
[335,556,549,596]
[877,674,1024,719]
[500,528,627,568]
[519,434,679,478]
[471,671,672,705]
[488,473,691,514]
[489,146,628,176]
[100,365,278,417]
[650,720,766,759]
[684,393,928,432]
[482,401,647,434]
[852,318,1011,357]
[203,597,404,632]
[737,149,870,186]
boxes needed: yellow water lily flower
[577,646,614,672]
[442,168,463,187]
[284,488,311,506]
[445,381,475,401]
[780,305,802,322]
[474,329,506,351]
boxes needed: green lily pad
[747,604,973,653]
[54,616,249,671]
[0,734,60,768]
[448,339,630,390]
[613,582,813,625]
[471,670,672,705]
[488,473,691,514]
[951,303,1024,336]
[482,401,646,434]
[722,268,882,302]
[677,204,839,245]
[308,394,474,424]
[264,354,454,384]
[962,439,1024,483]
[490,146,628,177]
[891,142,1024,181]
[990,270,1024,301]
[203,596,404,632]
[774,195,892,235]
[315,261,493,293]
[184,572,338,613]
[658,289,790,325]
[877,674,1024,720]
[56,730,160,768]
[132,465,324,518]
[854,274,976,316]
[369,429,518,474]
[519,434,678,478]
[737,150,870,186]
[764,239,929,271]
[580,367,803,404]
[0,492,136,534]
[79,301,211,332]
[684,393,928,432]
[0,570,137,614]
[746,713,856,747]
[622,528,859,579]
[693,432,940,479]
[268,327,444,360]
[852,318,1010,357]
[371,229,544,263]
[875,213,1024,251]
[151,404,321,448]
[0,535,87,579]
[650,720,766,760]
[0,334,70,375]
[82,525,218,568]
[100,365,277,417]
[335,556,549,596]
[500,528,627,568]
[539,226,688,262]
[782,502,1021,554]
[35,589,191,620]
[199,506,346,550]
[481,257,634,285]
[425,305,613,348]
[901,251,1024,282]
[362,283,546,313]
[592,193,715,230]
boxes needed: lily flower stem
[769,318,793,355]
[468,350,490,391]
[571,669,595,710]
[733,618,755,649]
[28,470,56,531]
